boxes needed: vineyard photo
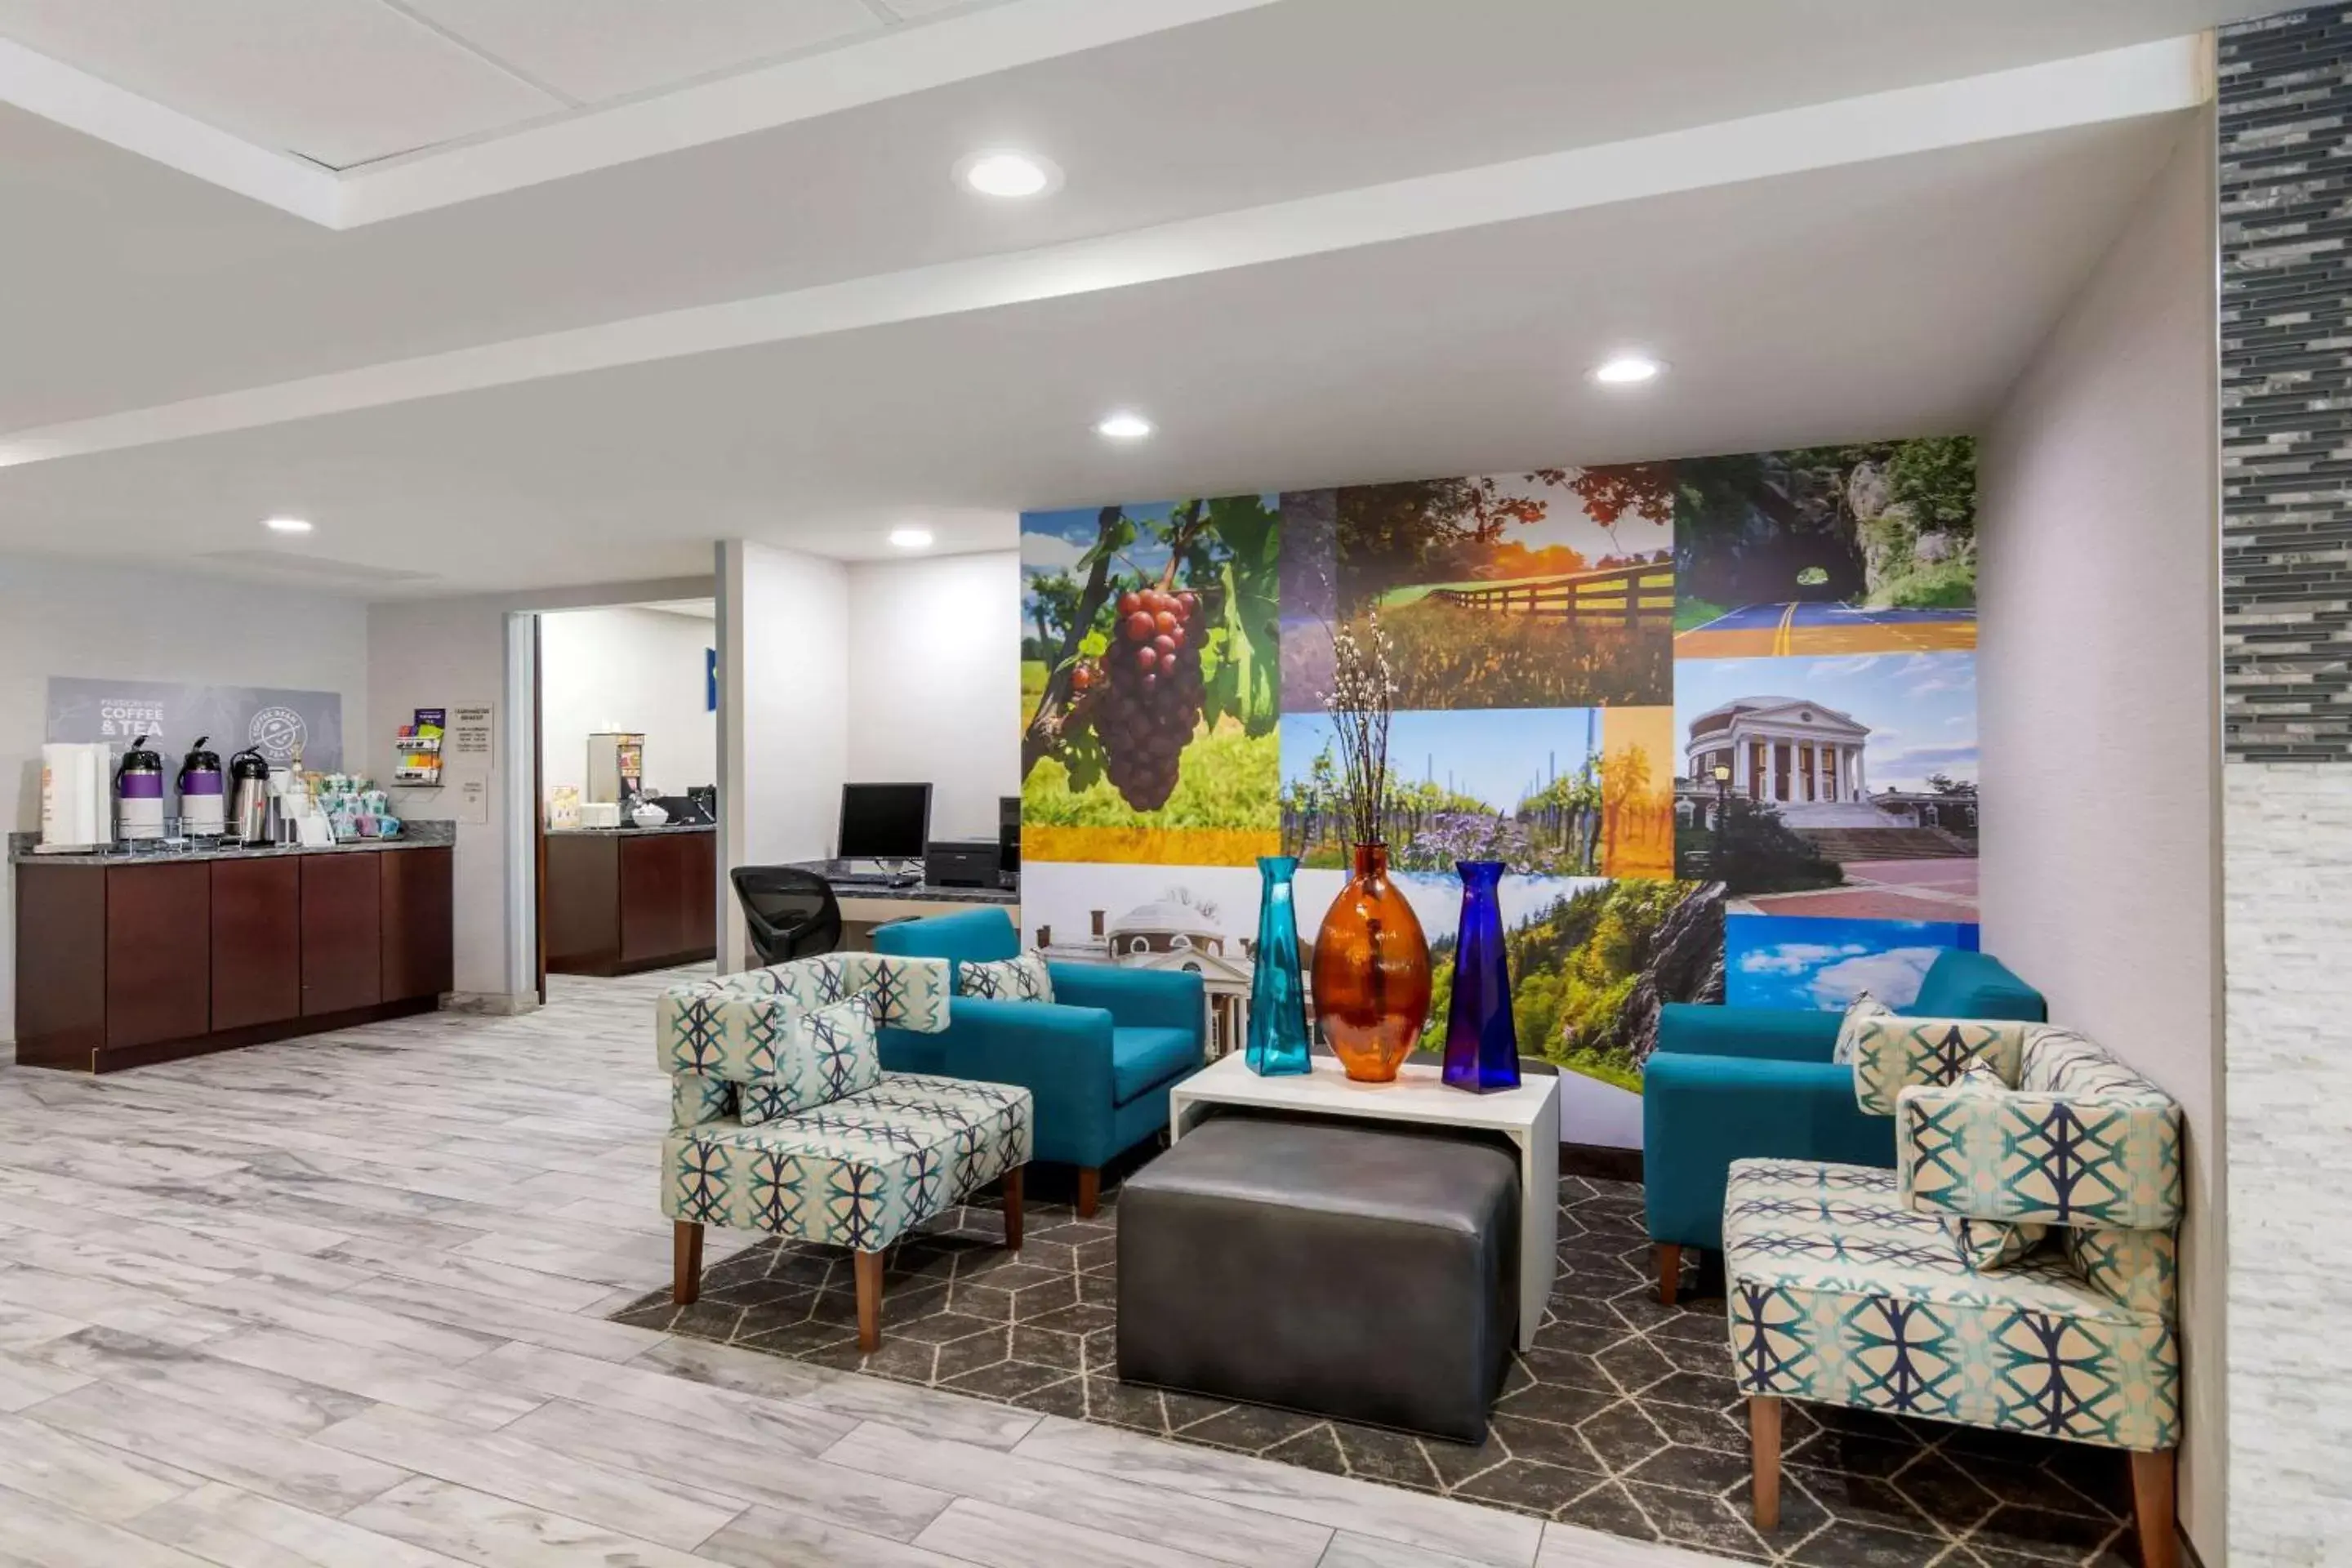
[1303,468,1676,712]
[1277,706,1674,879]
[1020,496,1281,866]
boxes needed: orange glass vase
[1310,842,1432,1082]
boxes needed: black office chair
[730,866,844,964]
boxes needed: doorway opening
[532,599,720,994]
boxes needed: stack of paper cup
[40,742,112,850]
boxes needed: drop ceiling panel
[399,0,897,105]
[0,0,565,165]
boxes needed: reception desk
[545,824,716,976]
[11,826,455,1074]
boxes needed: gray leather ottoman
[1116,1113,1517,1442]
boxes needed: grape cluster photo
[1086,587,1205,811]
[1019,496,1282,865]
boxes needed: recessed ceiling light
[957,150,1061,198]
[264,516,314,533]
[889,526,934,550]
[1591,354,1664,385]
[1094,412,1153,441]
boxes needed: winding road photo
[1676,601,1976,658]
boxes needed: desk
[1168,1054,1561,1352]
[784,863,1018,949]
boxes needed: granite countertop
[836,880,1018,906]
[545,822,715,836]
[8,821,457,866]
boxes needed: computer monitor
[837,782,932,861]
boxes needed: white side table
[1166,1054,1561,1352]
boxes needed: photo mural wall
[1018,439,1980,1147]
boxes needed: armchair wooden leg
[1077,1165,1101,1219]
[1003,1166,1024,1253]
[1749,1396,1782,1530]
[2131,1450,2177,1568]
[672,1221,703,1307]
[1656,1242,1682,1306]
[853,1249,884,1354]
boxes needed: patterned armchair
[657,952,1034,1352]
[1725,1017,2184,1568]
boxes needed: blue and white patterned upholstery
[1725,1161,2178,1450]
[736,989,882,1128]
[1726,1026,2183,1456]
[958,950,1054,1003]
[657,953,950,1083]
[658,956,1030,1257]
[666,1074,1031,1251]
[1850,1013,2032,1115]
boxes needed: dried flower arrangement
[1320,614,1401,849]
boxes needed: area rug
[613,1170,2144,1568]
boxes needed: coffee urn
[178,736,225,837]
[229,747,273,846]
[115,734,166,842]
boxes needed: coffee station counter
[7,824,456,866]
[11,823,455,1074]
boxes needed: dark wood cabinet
[211,858,301,1031]
[680,829,717,956]
[380,849,454,1003]
[546,828,716,976]
[301,853,382,1016]
[13,862,105,1069]
[544,832,621,974]
[105,862,212,1051]
[13,843,456,1073]
[620,834,689,965]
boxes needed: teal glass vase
[1245,856,1312,1076]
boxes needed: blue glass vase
[1245,856,1312,1076]
[1443,861,1521,1093]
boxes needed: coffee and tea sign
[45,677,345,772]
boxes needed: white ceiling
[0,0,1006,167]
[0,111,2197,595]
[0,0,2260,598]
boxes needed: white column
[1853,747,1868,800]
[1822,744,1838,801]
[719,539,851,973]
[1730,734,1748,792]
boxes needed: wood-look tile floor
[0,969,1730,1568]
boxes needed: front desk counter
[545,824,717,977]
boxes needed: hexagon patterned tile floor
[614,1167,2149,1567]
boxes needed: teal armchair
[1642,948,2044,1300]
[870,908,1205,1214]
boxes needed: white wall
[846,552,1022,840]
[1977,118,2221,1557]
[718,541,849,969]
[0,555,370,1038]
[539,606,715,801]
[368,575,710,1003]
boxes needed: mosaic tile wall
[2221,12,2352,1564]
[2221,9,2352,760]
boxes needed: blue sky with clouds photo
[1670,651,1976,791]
[1725,914,1980,1009]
